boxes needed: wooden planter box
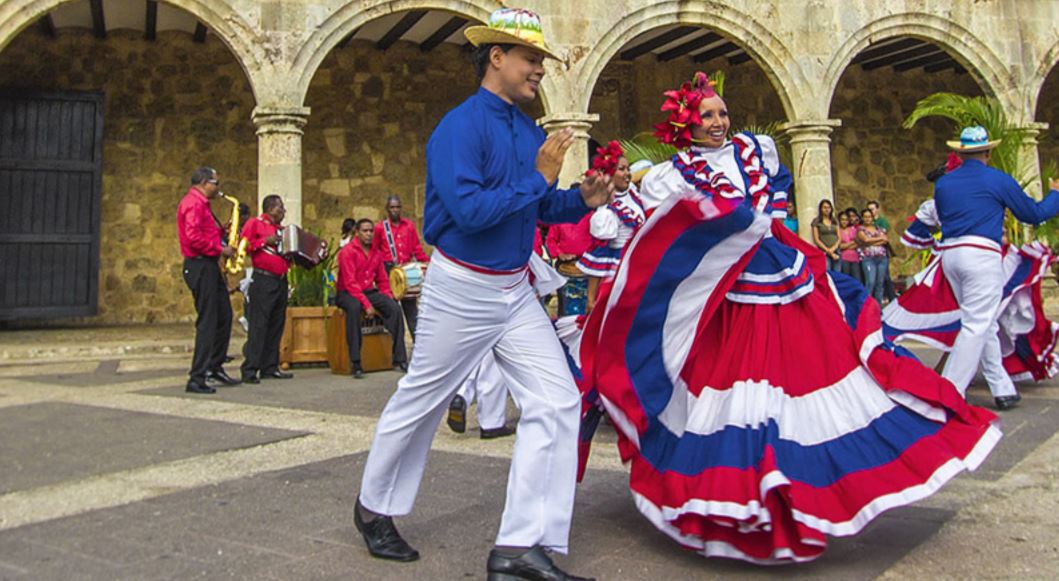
[279,306,331,367]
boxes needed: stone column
[1015,122,1048,200]
[539,112,599,189]
[252,105,311,226]
[780,119,842,242]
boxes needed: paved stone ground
[1,342,1058,579]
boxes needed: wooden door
[0,90,104,320]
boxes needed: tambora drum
[390,261,425,300]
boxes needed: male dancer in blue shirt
[353,9,612,580]
[935,126,1059,409]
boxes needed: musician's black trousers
[400,297,418,341]
[336,290,407,367]
[183,257,232,384]
[241,271,288,377]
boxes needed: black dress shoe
[185,380,216,394]
[487,546,594,581]
[447,395,467,433]
[353,500,419,562]
[995,394,1022,411]
[261,370,294,380]
[242,373,260,385]
[481,425,516,440]
[206,369,241,386]
[352,365,365,379]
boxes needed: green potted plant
[279,240,336,366]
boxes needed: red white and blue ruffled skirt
[560,191,1000,564]
[882,242,1059,382]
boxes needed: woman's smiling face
[691,94,730,148]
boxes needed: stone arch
[571,0,807,120]
[0,0,265,99]
[291,0,498,107]
[822,13,1016,119]
[1028,40,1059,118]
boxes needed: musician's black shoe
[395,362,408,372]
[995,394,1022,411]
[241,373,260,384]
[486,546,594,581]
[206,369,241,386]
[262,369,294,380]
[353,499,419,562]
[481,425,516,440]
[352,364,365,379]
[447,395,467,433]
[185,380,216,394]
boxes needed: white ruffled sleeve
[589,206,620,241]
[755,134,781,176]
[639,162,689,211]
[914,199,940,228]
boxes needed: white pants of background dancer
[359,251,581,552]
[457,351,510,431]
[940,237,1018,398]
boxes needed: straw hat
[946,125,1001,153]
[464,8,562,61]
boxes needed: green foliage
[286,237,337,307]
[903,92,1034,244]
[1033,161,1059,247]
[708,70,726,98]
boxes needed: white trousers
[457,350,511,431]
[359,252,581,552]
[940,242,1018,398]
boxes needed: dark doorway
[0,90,103,320]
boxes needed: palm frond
[619,132,677,165]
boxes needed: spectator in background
[868,199,896,301]
[340,218,356,248]
[857,208,889,304]
[811,199,840,270]
[837,211,863,284]
[783,198,799,233]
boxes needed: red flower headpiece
[589,140,624,176]
[653,72,718,150]
[945,151,963,173]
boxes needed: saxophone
[221,193,249,275]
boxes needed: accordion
[280,224,328,268]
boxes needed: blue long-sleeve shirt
[423,87,590,270]
[935,159,1059,244]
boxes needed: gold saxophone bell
[221,193,249,275]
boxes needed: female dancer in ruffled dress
[570,73,1001,564]
[578,141,646,312]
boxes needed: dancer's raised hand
[536,128,575,186]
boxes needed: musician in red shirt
[544,213,593,316]
[239,195,294,384]
[372,196,429,340]
[338,218,408,378]
[177,167,237,394]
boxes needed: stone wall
[0,28,258,324]
[303,39,545,239]
[829,64,981,275]
[588,54,786,145]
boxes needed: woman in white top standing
[577,141,646,312]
